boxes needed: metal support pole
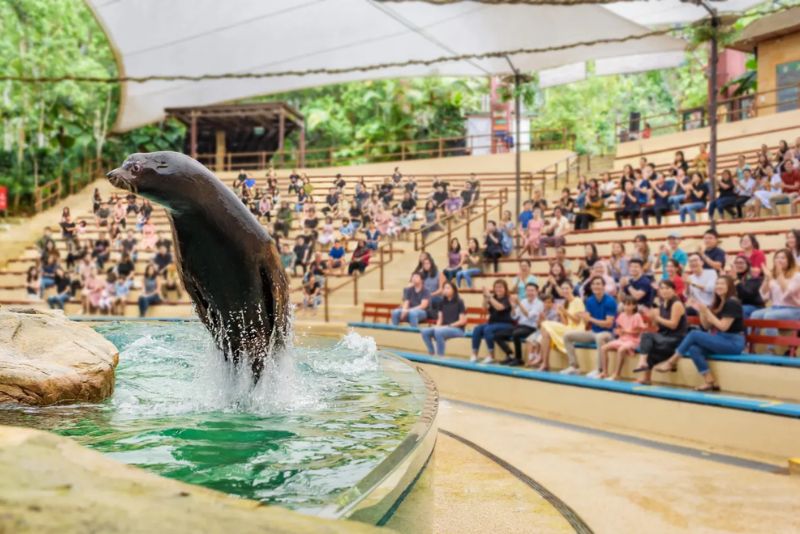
[708,12,720,230]
[380,247,385,290]
[514,71,522,218]
[353,272,359,306]
[324,277,329,323]
[189,111,198,160]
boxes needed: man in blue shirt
[518,200,533,231]
[621,259,654,308]
[560,277,617,376]
[698,228,726,272]
[659,232,688,279]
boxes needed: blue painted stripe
[393,351,800,419]
[348,321,473,337]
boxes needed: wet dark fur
[107,151,289,379]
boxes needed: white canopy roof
[85,0,761,132]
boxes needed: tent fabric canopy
[86,0,760,132]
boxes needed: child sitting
[597,296,646,380]
[523,294,559,367]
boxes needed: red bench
[361,301,487,325]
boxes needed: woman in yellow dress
[532,280,586,371]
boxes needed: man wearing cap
[659,232,688,280]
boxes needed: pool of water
[0,322,428,515]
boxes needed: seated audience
[348,239,371,275]
[533,281,586,371]
[656,276,745,391]
[636,280,687,385]
[751,249,800,352]
[598,296,646,380]
[562,276,618,376]
[470,280,514,364]
[390,272,430,327]
[495,283,543,366]
[455,238,483,288]
[420,282,467,356]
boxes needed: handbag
[639,332,680,357]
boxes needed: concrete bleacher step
[347,323,800,403]
[403,350,800,465]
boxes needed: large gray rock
[0,307,118,405]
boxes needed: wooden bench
[361,301,487,325]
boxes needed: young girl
[598,297,646,380]
[523,208,544,258]
[318,216,336,246]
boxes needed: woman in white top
[753,165,784,215]
[751,249,800,351]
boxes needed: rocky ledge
[0,426,388,533]
[0,307,118,405]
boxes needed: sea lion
[107,151,289,379]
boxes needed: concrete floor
[392,400,800,534]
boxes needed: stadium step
[380,344,800,464]
[347,323,800,403]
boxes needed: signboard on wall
[777,61,800,113]
[0,186,7,212]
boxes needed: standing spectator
[496,283,543,366]
[562,277,617,376]
[636,280,687,385]
[470,280,514,364]
[598,296,646,380]
[137,264,162,317]
[684,253,718,313]
[751,249,800,352]
[538,207,570,256]
[732,256,764,318]
[534,281,586,371]
[390,272,430,327]
[455,238,483,288]
[657,276,744,391]
[348,239,371,276]
[420,282,467,356]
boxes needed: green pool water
[0,322,426,515]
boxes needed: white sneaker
[559,366,581,376]
[469,354,478,362]
[481,356,494,364]
[586,370,602,379]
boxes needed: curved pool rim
[70,316,439,526]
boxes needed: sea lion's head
[107,151,209,213]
